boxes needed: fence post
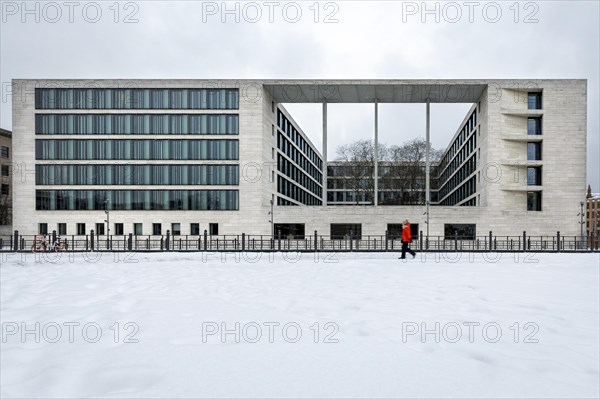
[385,230,389,251]
[591,231,596,252]
[166,230,171,251]
[203,230,208,251]
[91,230,95,251]
[349,230,353,251]
[314,230,318,251]
[13,230,18,252]
[419,231,423,251]
[127,233,132,251]
[277,229,281,251]
[52,230,57,245]
[488,231,492,251]
[242,233,245,251]
[556,231,560,252]
[454,231,458,252]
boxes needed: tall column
[374,99,379,206]
[425,101,431,237]
[322,102,328,206]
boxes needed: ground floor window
[330,223,361,239]
[153,223,162,235]
[134,223,143,236]
[95,223,104,235]
[527,191,542,211]
[57,223,67,235]
[190,223,200,235]
[76,223,86,235]
[444,224,476,240]
[274,223,305,239]
[114,223,124,235]
[39,223,48,235]
[209,223,218,235]
[172,223,181,236]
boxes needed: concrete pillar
[322,102,328,206]
[374,99,379,206]
[425,101,431,237]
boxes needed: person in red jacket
[399,219,416,259]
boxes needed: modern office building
[11,79,587,238]
[0,128,12,229]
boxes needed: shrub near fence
[1,230,598,253]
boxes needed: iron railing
[1,230,598,253]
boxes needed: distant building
[0,128,12,226]
[586,185,600,245]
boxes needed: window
[527,92,542,109]
[272,147,275,159]
[0,146,9,158]
[134,223,143,236]
[76,223,86,235]
[1,165,9,176]
[527,142,542,160]
[95,223,104,235]
[272,124,275,136]
[209,223,218,235]
[152,223,162,235]
[274,223,305,239]
[527,192,542,211]
[1,184,8,195]
[527,167,542,186]
[39,223,48,235]
[444,224,476,240]
[114,223,124,235]
[58,223,67,235]
[190,223,200,235]
[172,223,181,236]
[330,224,362,239]
[527,118,542,135]
[271,101,275,113]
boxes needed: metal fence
[1,230,599,253]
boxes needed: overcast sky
[1,0,598,188]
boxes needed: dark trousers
[400,241,416,258]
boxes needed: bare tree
[385,138,444,205]
[334,140,388,204]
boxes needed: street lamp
[104,199,110,236]
[268,199,274,238]
[577,201,585,249]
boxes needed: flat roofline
[13,78,586,103]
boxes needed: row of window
[277,176,322,206]
[36,88,239,110]
[277,132,323,183]
[439,109,477,172]
[439,175,476,206]
[35,164,239,186]
[278,154,323,199]
[438,154,477,201]
[36,190,239,210]
[36,114,239,135]
[41,222,219,236]
[439,133,476,184]
[35,139,239,160]
[277,110,323,169]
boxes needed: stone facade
[11,79,587,237]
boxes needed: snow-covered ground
[1,251,599,398]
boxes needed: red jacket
[402,223,412,243]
